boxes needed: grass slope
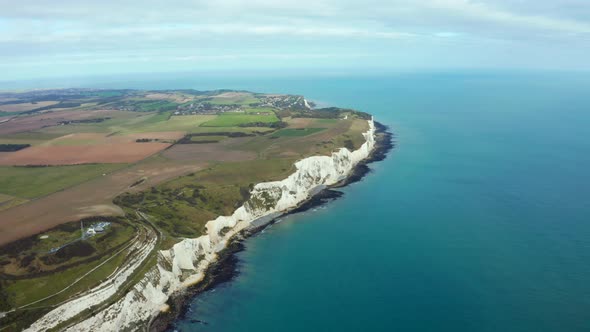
[0,164,127,199]
[272,128,326,137]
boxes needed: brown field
[125,131,185,141]
[0,142,170,165]
[163,138,257,162]
[145,93,192,103]
[0,101,59,113]
[215,91,250,99]
[0,109,122,135]
[44,131,185,146]
[285,117,314,128]
[0,158,206,246]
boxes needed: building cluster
[85,221,112,237]
[257,95,310,110]
[174,102,241,115]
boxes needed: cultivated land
[0,88,371,330]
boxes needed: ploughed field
[0,88,370,330]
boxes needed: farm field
[201,112,280,127]
[0,88,373,330]
[0,164,126,199]
[123,114,214,133]
[208,92,260,105]
[0,142,170,165]
[189,135,226,143]
[0,101,60,113]
[272,127,326,137]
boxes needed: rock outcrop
[28,119,376,332]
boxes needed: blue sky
[1,0,589,80]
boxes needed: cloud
[427,0,590,34]
[1,0,590,80]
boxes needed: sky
[1,0,590,80]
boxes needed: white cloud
[428,0,590,34]
[1,0,590,79]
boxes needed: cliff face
[29,119,376,332]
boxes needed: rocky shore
[150,121,394,332]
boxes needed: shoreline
[149,121,394,331]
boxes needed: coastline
[150,121,394,331]
[25,118,390,331]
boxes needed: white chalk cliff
[27,119,376,332]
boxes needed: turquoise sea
[8,72,590,331]
[164,72,590,332]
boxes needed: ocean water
[162,72,590,332]
[11,72,589,331]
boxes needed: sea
[5,71,590,331]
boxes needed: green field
[0,132,62,140]
[122,114,215,133]
[202,113,279,127]
[272,128,326,137]
[0,164,127,199]
[189,126,274,134]
[37,111,146,135]
[4,246,129,308]
[243,107,276,114]
[38,113,215,135]
[115,158,296,241]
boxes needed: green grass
[50,138,100,146]
[117,114,215,133]
[31,222,134,255]
[243,107,276,114]
[1,220,135,307]
[139,111,170,124]
[37,112,145,135]
[189,158,296,185]
[115,158,296,242]
[0,132,61,140]
[201,113,279,127]
[139,100,177,112]
[4,246,129,308]
[188,126,273,134]
[272,128,326,137]
[0,164,127,199]
[40,112,215,135]
[4,259,102,307]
